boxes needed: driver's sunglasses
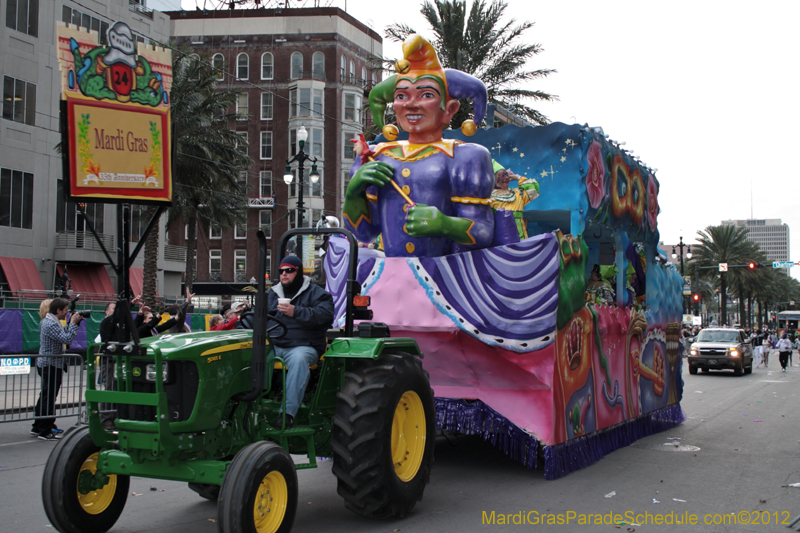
[278,267,297,275]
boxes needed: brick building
[167,7,381,305]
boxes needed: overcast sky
[181,0,800,279]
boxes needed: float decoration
[332,34,683,479]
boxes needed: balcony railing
[129,0,153,19]
[164,245,187,262]
[248,196,275,208]
[55,232,115,251]
[234,271,247,282]
[209,272,222,282]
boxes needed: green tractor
[41,228,436,533]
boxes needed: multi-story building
[721,218,791,275]
[166,7,382,304]
[1,0,186,303]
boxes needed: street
[1,362,799,533]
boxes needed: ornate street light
[284,126,319,264]
[672,236,692,313]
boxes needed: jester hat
[369,34,488,137]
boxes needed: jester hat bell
[369,34,488,137]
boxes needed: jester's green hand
[345,161,393,200]
[404,204,444,237]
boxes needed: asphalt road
[1,362,799,533]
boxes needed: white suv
[688,328,753,375]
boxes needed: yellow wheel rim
[253,470,288,533]
[391,390,426,482]
[76,452,117,515]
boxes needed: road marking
[0,440,37,447]
[760,380,789,383]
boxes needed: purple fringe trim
[434,398,540,469]
[434,398,684,480]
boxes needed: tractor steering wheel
[235,311,287,339]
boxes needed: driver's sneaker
[272,414,294,429]
[38,430,63,441]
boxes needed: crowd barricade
[0,354,85,426]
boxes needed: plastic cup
[278,298,291,305]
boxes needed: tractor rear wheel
[332,351,435,519]
[41,426,129,533]
[218,442,297,533]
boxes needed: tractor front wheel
[218,442,297,533]
[332,351,435,519]
[41,426,129,533]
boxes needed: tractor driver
[266,255,334,428]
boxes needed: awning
[129,267,144,298]
[56,264,115,302]
[0,257,45,297]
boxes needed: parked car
[688,328,753,375]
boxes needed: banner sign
[682,276,691,296]
[57,22,172,204]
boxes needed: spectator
[210,301,247,331]
[32,298,84,440]
[38,299,52,321]
[777,333,792,372]
[208,314,225,330]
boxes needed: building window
[344,93,361,123]
[291,52,303,79]
[236,93,248,119]
[237,132,248,154]
[235,223,247,239]
[2,76,36,126]
[310,168,322,198]
[372,71,377,86]
[209,223,222,239]
[343,132,357,160]
[260,92,273,120]
[259,171,272,197]
[289,208,322,229]
[349,60,355,84]
[0,167,33,229]
[234,249,246,281]
[237,171,248,193]
[260,131,272,160]
[290,88,323,118]
[309,127,323,160]
[312,88,323,117]
[261,52,273,80]
[6,0,38,37]
[340,55,346,80]
[209,249,221,273]
[259,210,272,239]
[361,66,367,85]
[56,179,103,234]
[312,51,325,79]
[236,53,249,80]
[212,53,225,80]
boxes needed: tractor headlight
[146,363,169,382]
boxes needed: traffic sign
[719,263,728,272]
[772,261,795,269]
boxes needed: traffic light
[748,262,763,269]
[692,294,700,303]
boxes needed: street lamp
[672,236,692,313]
[284,126,319,265]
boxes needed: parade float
[325,34,685,479]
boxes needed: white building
[721,218,791,275]
[1,0,183,303]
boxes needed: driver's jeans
[267,345,319,417]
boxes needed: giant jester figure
[343,35,495,257]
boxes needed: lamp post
[284,126,319,266]
[672,236,692,313]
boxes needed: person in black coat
[265,255,334,428]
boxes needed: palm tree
[142,50,251,303]
[385,0,558,126]
[693,225,759,326]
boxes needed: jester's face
[394,78,459,144]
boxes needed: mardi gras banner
[57,22,172,204]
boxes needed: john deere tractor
[41,228,435,533]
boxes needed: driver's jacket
[267,276,334,356]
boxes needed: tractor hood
[139,330,255,358]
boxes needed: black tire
[41,426,129,533]
[218,442,297,533]
[734,364,744,376]
[188,483,220,501]
[745,362,753,375]
[332,351,435,519]
[688,366,698,375]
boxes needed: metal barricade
[0,354,85,426]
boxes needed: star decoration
[561,156,566,162]
[540,169,549,178]
[512,147,518,152]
